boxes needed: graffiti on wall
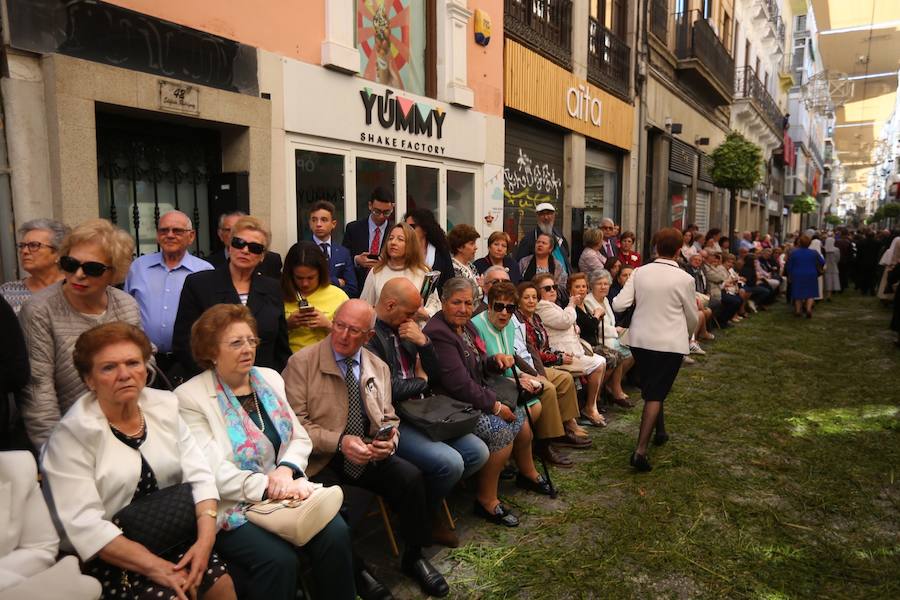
[503,148,563,243]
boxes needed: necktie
[393,335,411,379]
[605,241,613,257]
[342,357,368,479]
[370,227,381,255]
[320,242,330,258]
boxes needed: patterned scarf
[215,368,295,530]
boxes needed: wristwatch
[199,509,218,520]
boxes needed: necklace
[250,391,265,433]
[111,406,146,438]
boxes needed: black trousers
[312,454,430,553]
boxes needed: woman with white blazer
[41,322,234,600]
[612,228,699,472]
[533,273,607,427]
[0,451,100,600]
[174,304,355,600]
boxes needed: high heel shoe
[629,452,652,472]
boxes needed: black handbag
[487,374,538,410]
[395,394,480,442]
[112,482,197,556]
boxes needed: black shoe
[630,452,652,472]
[499,464,517,481]
[473,500,519,527]
[402,558,449,597]
[515,472,554,496]
[653,433,669,446]
[355,567,394,600]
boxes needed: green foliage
[791,194,818,214]
[824,215,842,226]
[871,206,885,222]
[883,202,900,218]
[710,131,764,191]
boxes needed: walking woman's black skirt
[630,347,684,402]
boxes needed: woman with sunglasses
[532,274,607,427]
[359,223,441,317]
[173,216,291,378]
[0,218,68,315]
[18,218,142,449]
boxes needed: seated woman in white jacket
[174,304,355,600]
[0,451,100,600]
[533,273,607,427]
[41,322,234,600]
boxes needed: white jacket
[0,452,58,591]
[174,368,313,525]
[534,300,585,357]
[41,389,219,561]
[611,258,699,355]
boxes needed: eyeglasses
[17,241,55,252]
[371,207,394,217]
[222,336,261,350]
[540,285,556,292]
[59,255,113,277]
[158,227,191,236]
[492,302,517,314]
[333,320,369,337]
[231,236,266,255]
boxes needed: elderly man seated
[473,265,512,314]
[283,299,449,598]
[366,278,489,548]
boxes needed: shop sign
[565,84,602,126]
[158,80,199,115]
[283,59,486,163]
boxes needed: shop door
[97,114,220,257]
[695,190,711,232]
[504,118,565,249]
[295,148,348,244]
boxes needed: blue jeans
[396,423,489,508]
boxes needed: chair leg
[442,499,455,530]
[377,496,400,557]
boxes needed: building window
[356,0,428,96]
[584,165,619,228]
[296,150,346,244]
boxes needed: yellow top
[284,284,350,353]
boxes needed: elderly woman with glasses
[582,270,635,405]
[174,216,291,377]
[532,273,607,427]
[425,278,550,529]
[0,218,68,315]
[175,304,355,600]
[18,218,143,449]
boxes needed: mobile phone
[374,424,395,441]
[367,253,380,261]
[295,292,309,309]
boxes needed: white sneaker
[683,356,697,365]
[689,341,706,355]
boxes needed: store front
[667,139,696,231]
[282,59,490,245]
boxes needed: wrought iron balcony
[587,18,630,98]
[734,66,784,134]
[504,0,573,70]
[674,10,734,106]
[650,0,668,43]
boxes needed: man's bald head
[376,277,422,327]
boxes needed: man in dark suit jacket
[513,202,572,273]
[208,211,283,279]
[599,217,620,260]
[342,187,394,289]
[308,200,358,297]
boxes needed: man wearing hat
[513,202,572,273]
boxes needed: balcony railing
[735,66,784,134]
[674,10,735,98]
[504,0,573,70]
[587,18,630,98]
[650,0,668,43]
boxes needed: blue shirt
[125,252,214,352]
[332,347,363,381]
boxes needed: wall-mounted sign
[283,58,486,162]
[566,84,602,126]
[158,80,199,115]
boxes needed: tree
[791,194,818,215]
[710,132,764,238]
[824,215,842,226]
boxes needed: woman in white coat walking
[612,228,698,472]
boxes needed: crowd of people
[1,190,898,600]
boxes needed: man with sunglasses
[124,211,213,376]
[342,187,395,293]
[207,210,283,280]
[473,265,511,315]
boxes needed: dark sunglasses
[231,236,266,255]
[492,302,517,314]
[540,285,556,292]
[59,255,113,277]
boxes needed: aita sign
[359,87,447,155]
[565,84,602,127]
